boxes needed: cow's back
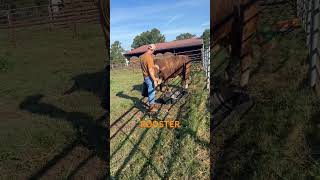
[155,55,189,81]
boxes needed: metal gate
[297,0,320,88]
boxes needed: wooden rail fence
[0,0,100,45]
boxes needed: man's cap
[148,44,156,50]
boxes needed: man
[140,44,160,112]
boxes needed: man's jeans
[144,76,155,106]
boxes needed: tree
[110,41,126,64]
[175,33,196,40]
[201,29,209,50]
[131,28,165,49]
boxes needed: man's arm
[146,55,158,86]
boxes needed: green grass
[110,65,210,179]
[212,4,320,179]
[0,25,106,179]
[110,68,142,122]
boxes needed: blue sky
[111,0,210,50]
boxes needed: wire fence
[203,47,210,90]
[212,0,320,89]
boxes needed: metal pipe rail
[297,0,320,88]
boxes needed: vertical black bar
[98,0,110,177]
[210,1,214,179]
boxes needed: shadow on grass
[251,28,298,77]
[214,137,259,179]
[210,76,255,178]
[111,87,184,179]
[111,71,209,179]
[116,91,209,179]
[161,96,210,179]
[64,69,108,110]
[19,94,107,179]
[211,86,256,179]
[116,91,146,110]
[307,111,320,161]
[139,99,190,180]
[131,84,143,92]
[211,76,254,130]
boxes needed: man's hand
[154,65,159,70]
[153,78,159,87]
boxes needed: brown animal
[153,54,192,91]
[212,0,259,87]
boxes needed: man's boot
[149,104,158,112]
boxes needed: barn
[123,38,204,62]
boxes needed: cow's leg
[240,53,252,87]
[226,7,242,84]
[225,36,241,84]
[165,82,170,92]
[182,78,189,90]
[239,24,255,88]
[160,80,169,92]
[181,63,189,89]
[239,0,258,88]
[181,77,187,89]
[225,55,239,83]
[185,62,192,89]
[160,81,166,92]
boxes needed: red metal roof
[124,38,203,55]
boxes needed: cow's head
[153,60,165,78]
[153,63,166,92]
[153,65,163,84]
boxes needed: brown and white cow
[212,0,259,87]
[153,54,192,91]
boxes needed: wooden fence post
[48,0,53,31]
[304,0,309,31]
[7,8,16,47]
[7,10,10,45]
[309,0,320,88]
[71,0,78,38]
[306,0,312,47]
[297,0,304,19]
